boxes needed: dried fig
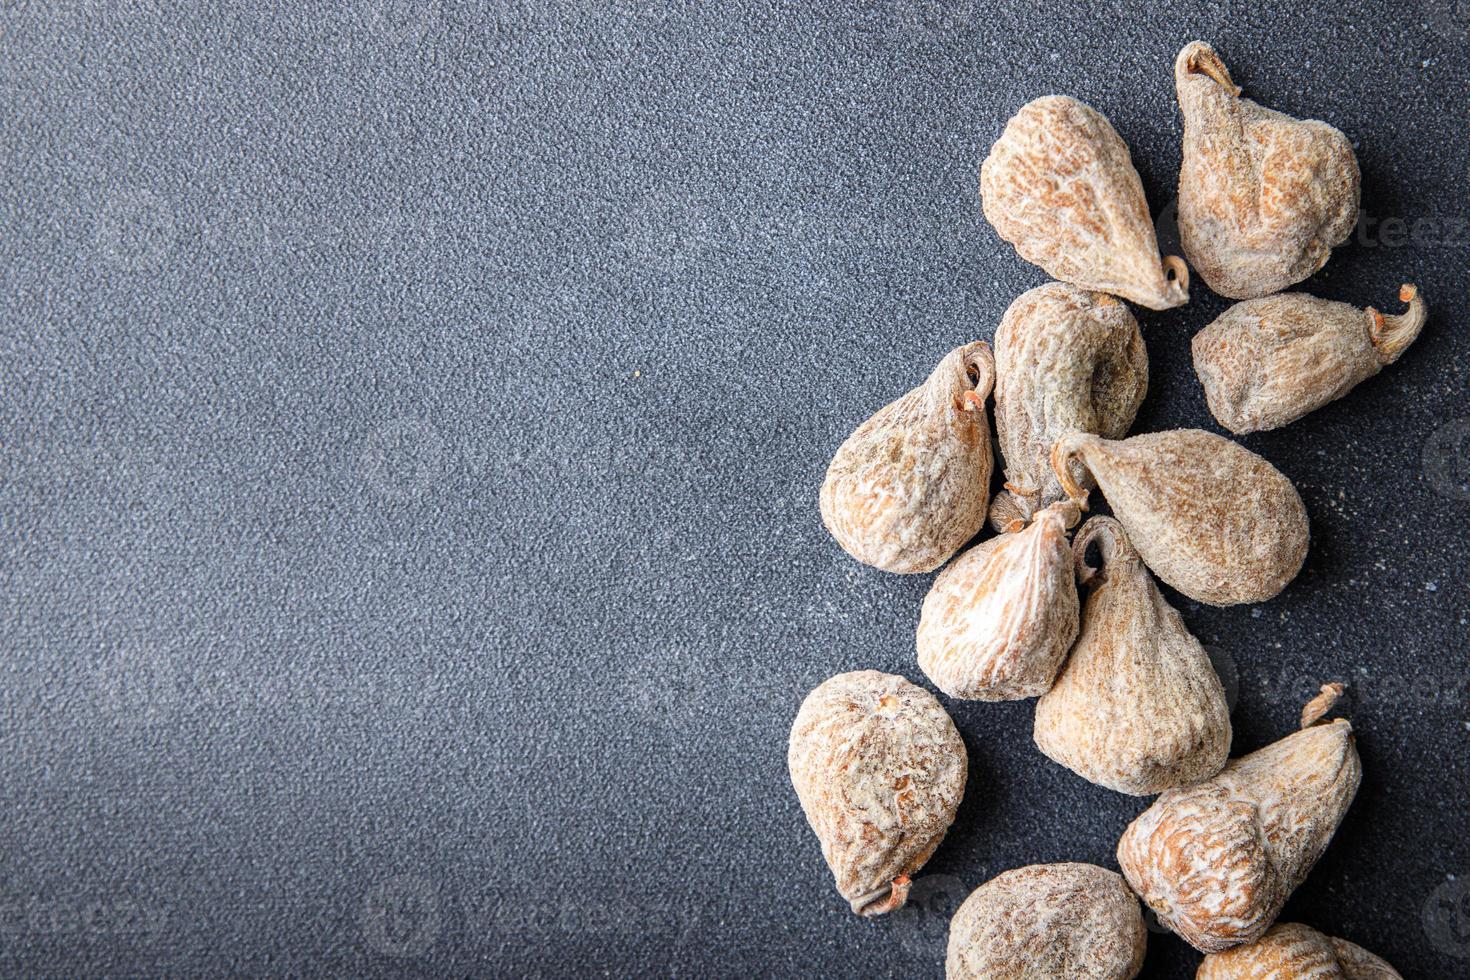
[1197,922,1402,979]
[1118,686,1361,953]
[1176,41,1360,299]
[788,670,967,916]
[1193,285,1429,434]
[1051,429,1308,606]
[990,283,1148,530]
[820,343,995,574]
[980,95,1189,310]
[916,501,1079,701]
[1034,516,1231,795]
[946,863,1146,979]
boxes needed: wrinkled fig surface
[947,863,1147,980]
[917,501,1079,701]
[820,343,995,574]
[1052,429,1309,606]
[789,670,967,916]
[981,95,1189,310]
[1176,40,1360,299]
[990,283,1148,531]
[1327,936,1405,980]
[1118,686,1361,953]
[1197,922,1402,979]
[1193,285,1428,434]
[1034,516,1231,795]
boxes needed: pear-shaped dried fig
[1197,922,1402,979]
[989,283,1148,531]
[1051,429,1308,606]
[1118,686,1361,953]
[1034,516,1231,794]
[1194,285,1429,434]
[917,501,1080,701]
[789,670,967,916]
[1176,41,1360,299]
[981,95,1189,310]
[820,343,995,574]
[947,863,1147,980]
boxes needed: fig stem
[1071,515,1132,585]
[1187,47,1242,96]
[1301,682,1346,728]
[1046,499,1082,532]
[855,875,911,917]
[1367,283,1428,365]
[1005,500,1079,538]
[1049,434,1092,510]
[962,342,995,399]
[1161,255,1190,305]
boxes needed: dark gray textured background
[2,0,1468,976]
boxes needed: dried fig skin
[916,501,1080,702]
[1051,429,1309,607]
[819,342,995,574]
[984,490,1029,537]
[946,863,1147,980]
[1118,691,1361,953]
[1176,41,1361,300]
[1033,516,1231,795]
[1197,923,1403,979]
[788,671,967,917]
[990,283,1148,531]
[1193,285,1429,434]
[980,96,1189,311]
[1328,936,1404,979]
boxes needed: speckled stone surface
[2,1,1467,976]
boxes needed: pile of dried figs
[790,40,1425,978]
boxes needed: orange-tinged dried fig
[1118,686,1361,953]
[1051,429,1308,607]
[1176,41,1360,299]
[917,501,1080,701]
[789,670,967,916]
[1193,285,1429,434]
[981,95,1187,310]
[820,343,995,574]
[990,283,1148,530]
[947,863,1147,979]
[981,95,1189,310]
[1197,922,1402,979]
[1034,516,1231,795]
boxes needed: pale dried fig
[981,95,1189,310]
[1034,516,1231,794]
[820,343,995,573]
[1051,429,1308,606]
[789,670,967,916]
[990,283,1148,531]
[1193,284,1429,434]
[1176,41,1360,299]
[917,501,1079,701]
[1197,922,1402,979]
[1118,686,1361,953]
[947,863,1146,980]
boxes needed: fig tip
[1301,682,1347,728]
[855,875,912,917]
[1184,44,1241,96]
